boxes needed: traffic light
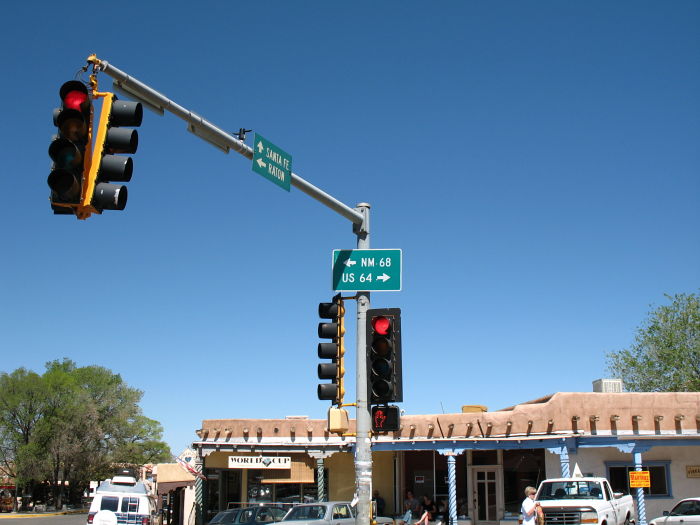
[371,405,401,432]
[86,92,142,212]
[366,308,403,404]
[48,80,93,214]
[317,293,345,405]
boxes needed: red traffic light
[372,316,391,335]
[59,81,89,110]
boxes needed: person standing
[373,489,386,516]
[521,486,541,525]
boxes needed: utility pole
[85,56,375,525]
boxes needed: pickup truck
[281,501,394,525]
[536,477,635,525]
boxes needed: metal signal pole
[354,203,372,525]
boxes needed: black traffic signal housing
[86,92,142,213]
[317,293,345,405]
[48,81,93,214]
[371,405,401,432]
[366,308,403,404]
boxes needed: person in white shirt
[521,486,540,525]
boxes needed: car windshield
[211,511,240,524]
[284,506,327,521]
[671,501,700,516]
[538,481,603,500]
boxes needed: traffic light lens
[372,380,391,398]
[49,139,82,169]
[372,358,392,379]
[372,337,391,357]
[372,316,391,335]
[63,90,88,110]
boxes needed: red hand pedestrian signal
[374,408,387,429]
[371,405,400,432]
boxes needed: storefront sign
[228,456,291,469]
[687,466,700,478]
[629,470,651,488]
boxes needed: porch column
[546,446,570,477]
[634,451,647,525]
[447,455,457,525]
[194,454,204,525]
[437,449,465,525]
[616,443,650,525]
[317,458,326,502]
[308,451,336,503]
[559,447,570,477]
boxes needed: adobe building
[191,387,700,525]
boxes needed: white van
[87,475,156,525]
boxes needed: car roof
[541,478,604,483]
[294,502,350,506]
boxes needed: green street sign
[332,249,402,291]
[252,133,292,191]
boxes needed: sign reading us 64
[332,249,402,291]
[629,471,651,488]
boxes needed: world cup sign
[228,456,292,469]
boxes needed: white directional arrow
[344,260,357,267]
[376,273,391,282]
[256,140,264,153]
[256,158,267,169]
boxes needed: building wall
[545,446,700,520]
[325,450,397,514]
[327,452,355,501]
[372,451,397,515]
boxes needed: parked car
[208,509,242,525]
[649,498,700,525]
[235,506,287,524]
[87,474,157,525]
[281,501,393,525]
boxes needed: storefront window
[502,450,545,515]
[472,451,498,466]
[206,471,220,521]
[607,463,670,497]
[245,469,322,506]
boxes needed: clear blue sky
[2,1,698,454]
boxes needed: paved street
[0,514,86,525]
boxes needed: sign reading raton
[228,456,291,469]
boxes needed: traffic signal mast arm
[83,54,375,525]
[85,55,363,226]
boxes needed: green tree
[0,359,172,507]
[0,368,48,507]
[607,292,700,391]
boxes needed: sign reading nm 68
[332,249,402,292]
